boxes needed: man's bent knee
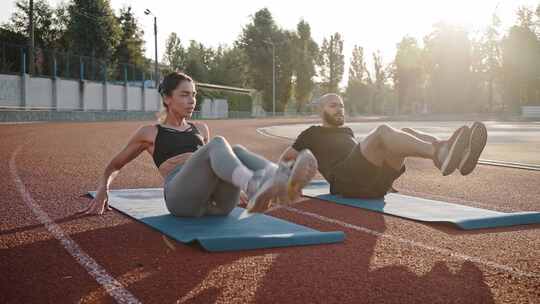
[375,124,394,136]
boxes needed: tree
[65,0,120,61]
[536,4,540,35]
[318,32,344,93]
[162,32,186,72]
[2,0,63,49]
[394,36,423,114]
[423,24,472,113]
[345,45,371,114]
[517,6,535,29]
[292,20,318,112]
[114,6,145,68]
[2,0,71,74]
[372,50,387,114]
[208,45,248,87]
[477,11,502,112]
[275,30,295,112]
[238,8,294,112]
[183,40,213,82]
[502,24,540,108]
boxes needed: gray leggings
[164,136,274,217]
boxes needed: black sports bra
[152,123,204,168]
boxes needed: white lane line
[9,146,141,304]
[255,127,294,142]
[281,205,539,278]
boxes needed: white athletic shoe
[245,166,285,213]
[433,126,469,176]
[459,121,488,176]
[245,149,318,212]
[275,149,318,205]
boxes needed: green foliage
[372,50,387,114]
[114,6,145,67]
[467,12,503,112]
[3,3,540,114]
[238,8,278,112]
[66,0,120,61]
[292,20,318,112]
[393,36,423,114]
[208,45,248,88]
[318,32,344,93]
[3,0,65,49]
[275,30,295,112]
[345,45,371,114]
[238,8,294,113]
[163,32,185,72]
[225,93,252,112]
[502,24,540,108]
[197,89,252,112]
[425,24,472,113]
[0,27,27,45]
[183,40,213,82]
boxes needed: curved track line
[282,206,539,278]
[9,146,141,304]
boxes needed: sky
[1,0,539,85]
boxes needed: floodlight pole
[28,0,35,74]
[145,9,159,87]
[153,16,158,87]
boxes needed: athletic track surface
[1,117,539,304]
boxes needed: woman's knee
[165,198,207,217]
[208,135,229,148]
[232,144,247,154]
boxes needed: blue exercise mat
[303,180,540,230]
[89,188,344,252]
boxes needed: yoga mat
[303,180,540,230]
[89,188,344,251]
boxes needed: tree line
[2,1,540,114]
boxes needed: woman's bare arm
[81,126,153,215]
[193,121,210,144]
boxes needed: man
[280,93,488,198]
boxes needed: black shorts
[329,144,406,198]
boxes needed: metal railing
[0,42,157,86]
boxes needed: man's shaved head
[317,93,345,127]
[317,93,343,108]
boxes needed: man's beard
[323,111,344,126]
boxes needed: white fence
[0,73,160,111]
[522,106,540,118]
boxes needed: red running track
[1,118,539,303]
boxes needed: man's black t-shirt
[292,125,358,180]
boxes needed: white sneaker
[285,149,318,203]
[459,122,488,176]
[245,166,285,213]
[433,126,469,176]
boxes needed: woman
[82,72,317,216]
